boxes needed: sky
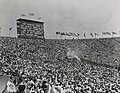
[0,0,120,39]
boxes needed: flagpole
[84,33,86,39]
[0,29,1,37]
[29,14,30,19]
[65,33,67,39]
[56,34,57,39]
[56,33,58,39]
[29,13,34,19]
[112,33,113,38]
[21,14,26,18]
[9,29,10,37]
[60,34,62,39]
[95,33,97,39]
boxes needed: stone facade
[17,18,44,39]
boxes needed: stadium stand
[0,37,120,93]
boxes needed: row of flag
[21,13,34,16]
[21,13,42,20]
[0,27,118,35]
[56,31,118,38]
[56,32,80,37]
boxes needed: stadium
[1,34,120,92]
[1,1,120,92]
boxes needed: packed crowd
[0,37,120,93]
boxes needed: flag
[0,27,1,33]
[69,32,73,36]
[29,13,34,16]
[73,33,78,37]
[74,33,80,37]
[84,33,86,38]
[90,33,93,37]
[77,33,80,37]
[21,14,26,17]
[9,27,12,31]
[65,32,70,36]
[38,17,41,20]
[56,32,60,35]
[95,33,99,36]
[106,32,111,35]
[102,32,106,35]
[61,32,65,35]
[102,32,111,35]
[112,32,117,35]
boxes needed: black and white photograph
[0,0,120,93]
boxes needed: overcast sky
[0,0,120,39]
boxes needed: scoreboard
[17,18,44,39]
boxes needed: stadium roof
[17,18,44,24]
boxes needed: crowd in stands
[1,37,120,93]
